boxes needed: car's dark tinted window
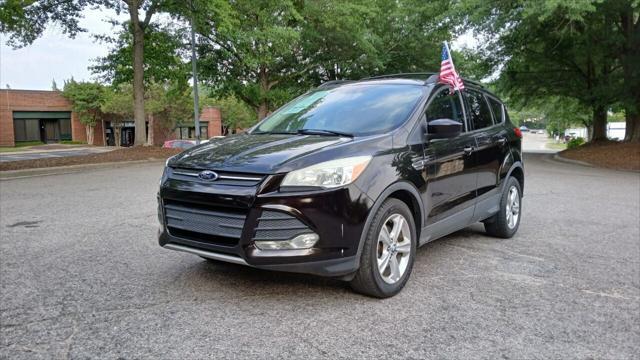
[487,97,504,124]
[465,90,494,130]
[253,84,425,136]
[425,88,465,128]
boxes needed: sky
[0,8,127,90]
[0,8,476,91]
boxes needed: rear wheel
[484,177,522,238]
[350,198,417,298]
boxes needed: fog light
[254,233,319,250]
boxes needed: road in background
[521,132,560,153]
[1,154,638,358]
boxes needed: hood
[170,133,352,173]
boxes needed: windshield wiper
[252,131,296,135]
[297,129,354,138]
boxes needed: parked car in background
[162,139,210,150]
[519,125,529,132]
[158,73,524,298]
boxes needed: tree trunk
[147,113,155,146]
[129,4,147,146]
[625,106,640,142]
[85,125,94,145]
[257,67,269,120]
[257,102,269,120]
[114,125,121,147]
[591,105,608,142]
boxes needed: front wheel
[484,177,522,238]
[350,198,417,298]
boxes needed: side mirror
[426,118,462,140]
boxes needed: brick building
[0,89,222,147]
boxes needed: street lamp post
[190,2,200,145]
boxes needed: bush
[567,137,585,149]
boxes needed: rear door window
[465,89,494,130]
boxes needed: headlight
[165,155,176,167]
[281,156,372,189]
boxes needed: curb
[552,154,594,167]
[0,159,165,180]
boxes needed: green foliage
[196,0,458,117]
[62,80,105,126]
[461,0,639,141]
[102,80,193,127]
[567,137,586,149]
[0,0,91,48]
[92,22,189,86]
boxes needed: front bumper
[158,172,373,277]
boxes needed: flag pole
[444,41,456,73]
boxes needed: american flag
[438,42,464,93]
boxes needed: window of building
[465,90,494,130]
[176,122,208,139]
[13,119,41,142]
[59,119,72,140]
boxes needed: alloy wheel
[377,213,412,284]
[506,186,520,229]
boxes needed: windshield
[252,84,425,136]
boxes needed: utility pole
[190,1,201,144]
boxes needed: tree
[0,0,90,47]
[461,0,634,142]
[102,80,192,145]
[196,0,458,120]
[62,80,105,145]
[92,21,188,88]
[1,0,181,146]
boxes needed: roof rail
[362,72,485,88]
[362,72,437,81]
[318,80,353,88]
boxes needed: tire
[484,177,522,238]
[350,198,417,298]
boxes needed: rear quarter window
[487,97,504,124]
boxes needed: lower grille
[164,202,246,247]
[253,210,312,241]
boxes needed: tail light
[514,127,522,138]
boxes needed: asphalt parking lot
[1,153,639,359]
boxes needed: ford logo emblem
[198,170,219,181]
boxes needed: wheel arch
[354,181,424,269]
[505,162,524,195]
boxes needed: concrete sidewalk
[0,145,114,162]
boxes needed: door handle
[463,146,475,155]
[497,137,507,145]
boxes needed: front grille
[253,210,312,241]
[169,167,265,187]
[164,202,246,247]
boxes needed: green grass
[15,141,44,147]
[546,141,567,150]
[59,140,86,145]
[0,141,45,153]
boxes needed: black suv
[158,73,523,297]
